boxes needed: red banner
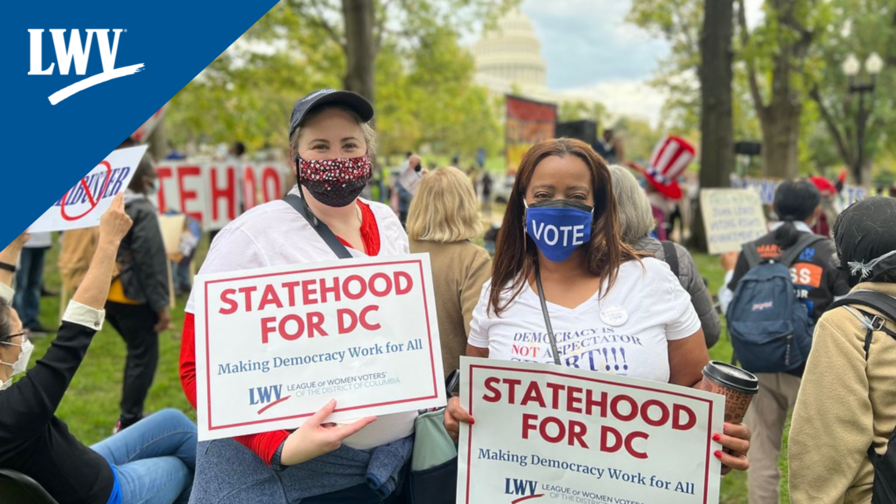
[506,95,557,174]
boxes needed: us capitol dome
[473,9,555,103]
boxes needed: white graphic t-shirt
[468,258,701,383]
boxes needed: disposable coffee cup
[700,361,759,424]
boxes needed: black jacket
[117,195,169,311]
[0,320,114,504]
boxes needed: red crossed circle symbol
[60,161,113,221]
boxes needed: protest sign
[730,177,868,205]
[158,214,186,256]
[457,358,725,504]
[155,162,287,230]
[506,94,556,174]
[193,254,446,441]
[700,188,767,254]
[397,167,423,195]
[29,146,148,233]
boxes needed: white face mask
[1,338,34,379]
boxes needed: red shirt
[179,200,381,463]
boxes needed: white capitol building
[472,9,597,107]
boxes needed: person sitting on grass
[0,194,198,504]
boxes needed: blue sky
[521,0,668,89]
[513,0,764,125]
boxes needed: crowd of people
[1,88,895,504]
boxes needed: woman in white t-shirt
[180,90,413,503]
[443,138,751,474]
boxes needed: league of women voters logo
[28,29,144,105]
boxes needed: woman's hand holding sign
[280,399,377,466]
[99,193,133,244]
[713,422,751,474]
[0,231,31,286]
[444,396,473,443]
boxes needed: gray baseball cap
[288,89,374,137]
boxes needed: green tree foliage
[166,0,510,160]
[627,0,703,131]
[557,100,609,124]
[630,0,891,182]
[807,0,896,182]
[614,117,664,164]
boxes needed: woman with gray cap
[789,196,896,504]
[179,90,412,503]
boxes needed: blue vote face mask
[524,199,594,263]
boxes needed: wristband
[0,263,15,273]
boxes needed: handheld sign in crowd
[29,146,148,233]
[731,177,867,206]
[397,167,423,195]
[700,188,768,255]
[457,357,725,504]
[193,254,446,441]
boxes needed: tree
[558,100,608,124]
[165,1,506,161]
[628,0,704,132]
[342,0,376,100]
[699,0,735,189]
[631,0,893,185]
[737,0,832,179]
[259,0,516,105]
[613,117,663,164]
[693,0,735,251]
[807,0,896,185]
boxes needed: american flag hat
[637,135,696,200]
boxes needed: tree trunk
[693,0,735,252]
[147,120,167,162]
[740,0,811,181]
[861,159,873,188]
[342,0,376,104]
[760,101,802,179]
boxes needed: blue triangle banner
[0,0,279,247]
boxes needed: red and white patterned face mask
[297,155,372,207]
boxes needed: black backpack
[829,291,896,503]
[661,241,679,277]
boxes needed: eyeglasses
[1,332,28,346]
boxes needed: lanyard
[534,263,562,366]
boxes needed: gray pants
[745,372,801,504]
[190,438,407,504]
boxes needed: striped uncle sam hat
[630,135,696,200]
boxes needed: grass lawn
[21,239,790,503]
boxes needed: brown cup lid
[702,361,759,394]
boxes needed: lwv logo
[28,29,144,105]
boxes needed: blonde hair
[608,164,655,244]
[407,166,481,243]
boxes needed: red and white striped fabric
[641,135,696,200]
